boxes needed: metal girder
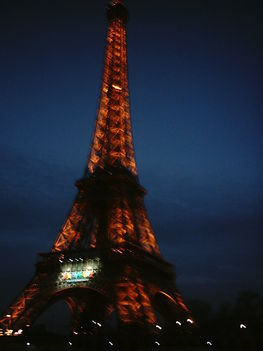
[0,275,51,333]
[87,15,137,176]
[52,194,91,253]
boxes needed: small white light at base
[187,318,194,324]
[26,342,30,346]
[176,321,182,326]
[5,329,13,336]
[155,324,162,330]
[109,341,114,346]
[240,323,247,329]
[155,341,160,346]
[207,341,212,346]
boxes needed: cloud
[0,145,77,241]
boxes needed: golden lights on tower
[87,15,137,176]
[0,1,193,337]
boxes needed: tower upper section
[86,1,137,176]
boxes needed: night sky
[1,0,263,320]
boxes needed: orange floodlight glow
[0,1,191,336]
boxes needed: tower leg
[0,275,52,333]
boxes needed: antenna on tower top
[111,0,123,5]
[107,0,128,23]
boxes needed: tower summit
[0,1,193,348]
[88,0,135,176]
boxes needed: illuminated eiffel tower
[0,1,193,349]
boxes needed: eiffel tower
[0,0,193,348]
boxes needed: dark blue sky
[1,0,263,315]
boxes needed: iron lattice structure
[0,1,193,348]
